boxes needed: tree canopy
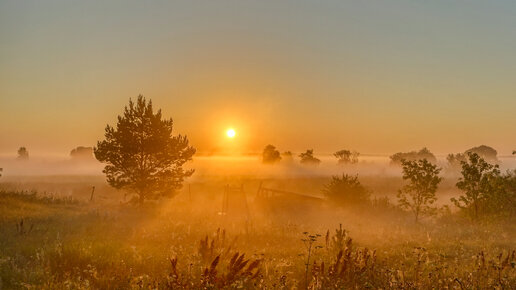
[390,147,436,165]
[262,145,281,164]
[465,145,498,164]
[94,95,196,204]
[70,146,95,160]
[299,149,321,165]
[451,152,500,220]
[334,150,359,164]
[397,159,442,222]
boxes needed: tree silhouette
[334,149,359,164]
[323,174,370,207]
[465,145,498,164]
[94,95,196,204]
[447,145,499,173]
[397,159,442,223]
[262,144,281,164]
[17,147,29,160]
[282,151,294,162]
[451,152,500,220]
[299,149,320,165]
[390,147,436,165]
[70,146,95,160]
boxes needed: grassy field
[0,177,514,289]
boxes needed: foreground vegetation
[0,189,514,289]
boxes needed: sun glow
[226,128,236,138]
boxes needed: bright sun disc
[226,128,236,138]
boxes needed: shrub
[322,174,370,207]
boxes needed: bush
[322,174,370,207]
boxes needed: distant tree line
[261,145,360,166]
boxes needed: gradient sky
[1,0,515,157]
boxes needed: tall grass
[0,190,514,289]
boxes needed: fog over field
[1,154,515,208]
[2,154,515,176]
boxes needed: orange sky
[1,1,515,157]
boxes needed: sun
[226,128,236,138]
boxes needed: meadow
[3,0,516,288]
[0,157,515,289]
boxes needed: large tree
[94,95,196,204]
[397,159,442,223]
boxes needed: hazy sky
[1,0,515,157]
